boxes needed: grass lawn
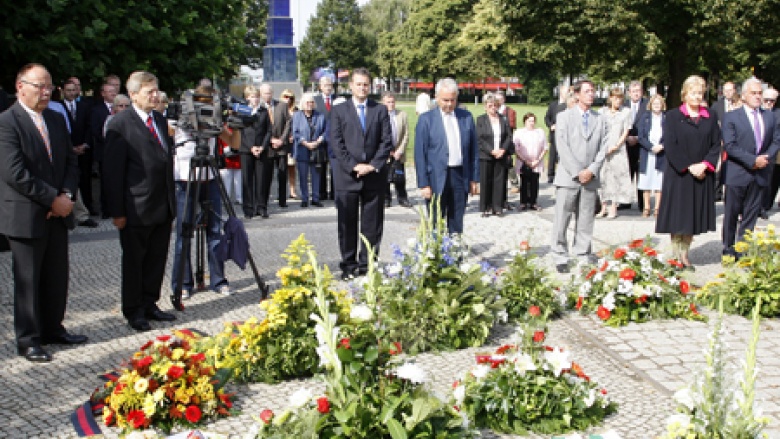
[396,103,549,163]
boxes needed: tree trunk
[666,38,688,106]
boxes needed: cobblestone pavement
[1,176,778,438]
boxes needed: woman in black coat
[476,93,513,216]
[238,85,271,219]
[655,76,721,269]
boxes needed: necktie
[32,113,52,161]
[325,96,331,112]
[630,103,637,123]
[583,112,589,132]
[357,104,366,132]
[753,109,763,153]
[147,115,162,148]
[69,102,76,120]
[268,102,274,125]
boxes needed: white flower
[673,388,696,411]
[544,347,571,377]
[667,276,680,286]
[385,262,402,277]
[617,279,634,294]
[625,251,639,260]
[606,260,620,271]
[512,353,537,375]
[406,237,417,248]
[579,281,592,295]
[350,304,374,322]
[496,309,508,323]
[471,364,492,380]
[593,272,604,282]
[395,362,427,384]
[481,274,492,284]
[453,384,466,405]
[602,294,616,311]
[583,388,597,407]
[289,388,314,409]
[460,262,473,272]
[133,377,149,393]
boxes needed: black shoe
[279,203,288,208]
[385,201,392,208]
[341,271,354,281]
[504,202,513,210]
[41,332,88,345]
[18,345,51,363]
[261,209,269,218]
[145,309,176,322]
[760,211,769,220]
[399,200,412,208]
[244,214,253,220]
[311,201,324,207]
[556,264,569,274]
[301,202,308,208]
[78,219,99,228]
[129,318,152,332]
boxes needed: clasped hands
[688,162,708,180]
[577,169,594,184]
[754,155,770,170]
[251,145,264,157]
[47,193,74,219]
[353,163,375,177]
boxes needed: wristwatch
[62,189,73,200]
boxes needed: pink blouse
[513,128,547,173]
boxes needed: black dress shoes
[18,346,51,363]
[301,202,308,208]
[311,201,324,207]
[260,209,269,218]
[145,309,177,322]
[78,219,99,228]
[42,332,88,345]
[279,203,288,208]
[129,318,152,332]
[399,200,412,208]
[760,210,769,220]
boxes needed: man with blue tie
[329,68,393,280]
[414,78,479,234]
[721,78,780,257]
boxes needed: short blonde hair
[244,85,259,98]
[281,88,295,104]
[680,75,706,103]
[646,94,666,111]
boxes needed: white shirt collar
[352,97,367,108]
[133,104,152,122]
[18,100,40,118]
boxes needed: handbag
[388,159,405,184]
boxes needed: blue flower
[391,243,404,260]
[443,254,455,266]
[480,260,493,273]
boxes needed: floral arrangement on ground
[250,252,475,438]
[498,239,563,322]
[568,238,705,327]
[364,203,505,354]
[451,308,616,435]
[197,234,352,383]
[94,331,234,434]
[699,225,780,317]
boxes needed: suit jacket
[722,107,780,187]
[545,100,567,129]
[711,97,729,124]
[625,97,648,137]
[314,93,336,118]
[103,108,175,226]
[553,107,609,190]
[0,103,79,237]
[476,113,513,160]
[500,106,517,131]
[267,100,292,157]
[329,98,393,191]
[89,101,111,161]
[637,111,667,172]
[61,99,91,146]
[415,108,480,195]
[388,109,409,163]
[292,110,327,162]
[238,107,271,154]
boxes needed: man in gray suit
[551,80,608,273]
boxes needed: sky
[291,0,370,47]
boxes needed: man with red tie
[103,71,177,332]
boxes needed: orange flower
[586,269,597,279]
[260,409,274,424]
[643,247,658,257]
[613,248,627,259]
[519,241,530,251]
[495,344,515,355]
[528,305,541,317]
[533,331,545,343]
[629,239,644,249]
[689,303,699,315]
[680,281,690,295]
[668,259,683,268]
[657,273,668,283]
[576,296,584,310]
[619,268,636,281]
[597,305,611,321]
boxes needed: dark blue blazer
[414,108,479,194]
[292,110,327,162]
[328,99,393,191]
[637,111,666,173]
[722,107,780,187]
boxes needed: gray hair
[483,92,497,106]
[113,94,130,105]
[319,76,333,85]
[435,78,459,97]
[126,71,157,94]
[742,77,763,97]
[158,91,168,104]
[628,80,642,90]
[764,88,779,99]
[301,92,316,103]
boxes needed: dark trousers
[763,163,780,211]
[520,167,541,205]
[260,155,287,208]
[119,221,172,321]
[297,160,322,203]
[78,148,94,213]
[335,186,385,273]
[240,153,263,216]
[547,134,558,180]
[479,159,506,213]
[428,166,467,234]
[723,181,765,255]
[8,220,69,349]
[319,160,332,200]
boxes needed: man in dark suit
[314,75,337,200]
[712,81,737,124]
[257,83,291,217]
[544,85,568,183]
[624,80,648,211]
[61,78,95,215]
[761,88,780,216]
[103,71,177,331]
[496,91,517,208]
[722,78,780,257]
[0,63,86,362]
[89,81,117,217]
[415,77,480,235]
[0,87,10,112]
[330,68,393,280]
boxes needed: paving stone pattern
[1,177,778,438]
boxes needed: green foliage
[497,242,562,322]
[699,225,780,317]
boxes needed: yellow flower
[171,348,185,361]
[734,241,749,253]
[142,394,156,417]
[133,377,149,393]
[153,388,165,403]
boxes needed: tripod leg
[172,171,198,311]
[207,158,269,299]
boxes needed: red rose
[167,365,184,380]
[576,296,584,310]
[585,269,597,279]
[127,409,146,429]
[185,405,202,423]
[137,355,153,368]
[339,338,351,349]
[475,354,491,364]
[389,341,402,355]
[260,409,274,424]
[104,409,114,426]
[489,358,505,368]
[533,331,545,343]
[690,303,699,315]
[191,352,206,363]
[644,247,658,257]
[680,281,690,295]
[495,344,515,355]
[317,396,331,414]
[629,239,644,249]
[528,305,541,317]
[619,268,636,281]
[157,335,171,342]
[519,241,530,251]
[597,305,611,321]
[613,248,627,259]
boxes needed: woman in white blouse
[475,93,513,216]
[513,113,548,210]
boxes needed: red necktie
[325,96,331,111]
[146,115,161,147]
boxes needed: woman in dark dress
[656,75,721,269]
[476,92,513,216]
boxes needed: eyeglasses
[21,80,54,92]
[115,104,130,108]
[764,99,776,103]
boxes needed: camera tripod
[172,136,268,311]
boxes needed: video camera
[166,90,256,136]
